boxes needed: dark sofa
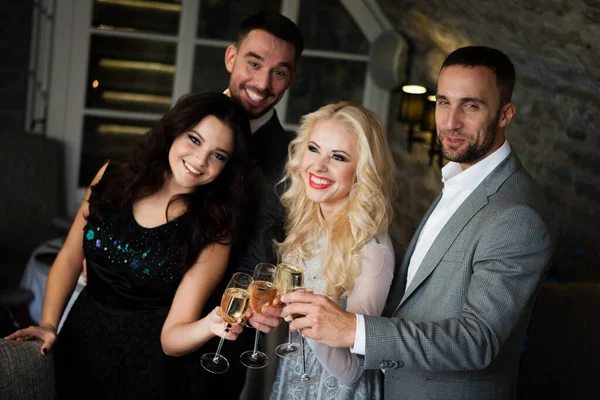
[0,339,56,399]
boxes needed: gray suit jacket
[363,152,553,400]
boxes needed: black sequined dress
[55,207,188,399]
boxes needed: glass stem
[301,335,307,376]
[212,324,227,363]
[251,330,260,358]
[287,323,294,348]
[286,313,297,349]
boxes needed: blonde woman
[270,102,396,400]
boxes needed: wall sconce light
[398,86,442,167]
[398,85,426,152]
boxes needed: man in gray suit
[282,46,554,400]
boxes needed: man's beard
[440,113,500,164]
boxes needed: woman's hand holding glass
[201,272,253,374]
[206,306,245,341]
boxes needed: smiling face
[225,29,296,118]
[300,119,359,219]
[435,65,515,169]
[168,115,234,193]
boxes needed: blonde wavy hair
[276,101,396,300]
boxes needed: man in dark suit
[282,46,554,400]
[223,12,303,297]
[190,12,304,400]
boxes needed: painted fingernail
[42,348,47,354]
[226,323,232,328]
[225,328,230,333]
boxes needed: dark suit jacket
[229,110,294,274]
[363,152,554,400]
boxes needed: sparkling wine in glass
[240,263,278,369]
[201,272,253,374]
[275,263,304,358]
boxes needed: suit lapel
[383,193,442,317]
[395,190,488,311]
[392,152,522,313]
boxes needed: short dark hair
[237,12,304,62]
[441,46,516,105]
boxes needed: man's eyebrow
[245,51,293,70]
[277,61,294,70]
[461,97,487,106]
[245,51,264,61]
[435,95,487,106]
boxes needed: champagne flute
[274,263,304,358]
[240,263,278,369]
[201,272,253,374]
[288,287,314,382]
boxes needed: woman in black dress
[5,92,252,398]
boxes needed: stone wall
[511,81,600,281]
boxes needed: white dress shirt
[248,108,274,134]
[352,140,512,356]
